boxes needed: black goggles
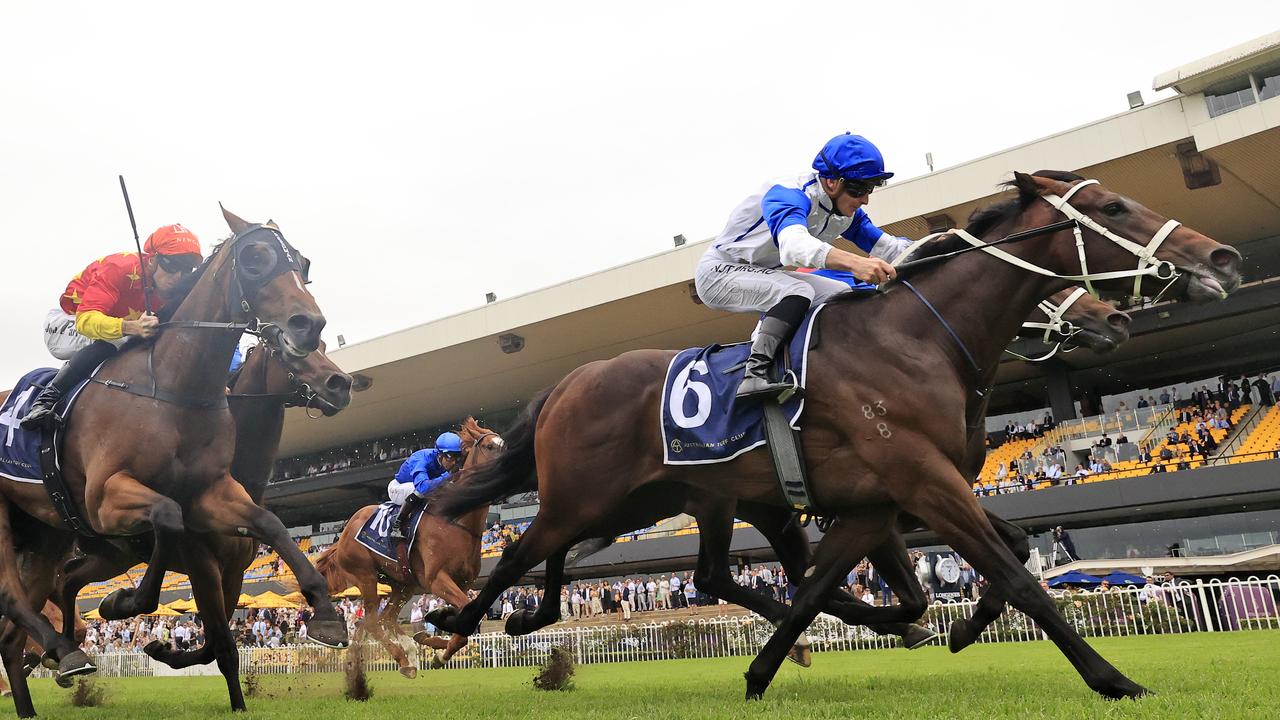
[841,178,887,197]
[156,253,201,274]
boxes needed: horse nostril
[1210,247,1241,273]
[1107,312,1131,331]
[327,373,353,393]
[288,314,313,335]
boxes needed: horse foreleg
[947,509,1032,652]
[743,509,898,700]
[902,464,1146,700]
[183,537,245,711]
[355,578,414,679]
[0,624,34,717]
[188,474,347,648]
[93,472,184,621]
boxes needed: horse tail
[435,386,551,518]
[313,543,353,596]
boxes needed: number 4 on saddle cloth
[0,368,98,534]
[355,501,426,568]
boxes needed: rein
[226,342,331,418]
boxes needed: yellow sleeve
[75,310,125,341]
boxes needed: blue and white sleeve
[840,210,911,263]
[763,185,831,268]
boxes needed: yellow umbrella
[167,597,197,612]
[247,591,299,609]
[282,591,306,605]
[146,604,182,617]
[337,584,394,598]
[83,608,102,620]
[236,593,255,607]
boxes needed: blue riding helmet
[813,133,894,182]
[435,431,463,454]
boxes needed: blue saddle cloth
[661,304,828,464]
[354,501,425,562]
[0,368,91,483]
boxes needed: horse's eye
[1101,202,1126,217]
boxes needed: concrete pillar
[1044,361,1077,422]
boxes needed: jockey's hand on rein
[123,314,160,338]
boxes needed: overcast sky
[2,2,1274,387]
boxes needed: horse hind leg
[743,509,898,700]
[182,538,245,711]
[355,579,414,679]
[505,546,568,636]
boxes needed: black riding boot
[394,493,426,538]
[736,295,811,403]
[20,340,118,431]
[735,317,799,402]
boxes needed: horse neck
[227,368,286,503]
[151,251,243,404]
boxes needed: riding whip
[118,174,153,315]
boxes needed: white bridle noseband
[906,178,1183,304]
[1005,287,1092,362]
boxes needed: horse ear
[1011,172,1045,201]
[220,203,252,235]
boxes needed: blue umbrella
[1047,571,1103,587]
[1101,571,1147,586]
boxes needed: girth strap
[90,378,228,410]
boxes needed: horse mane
[457,416,495,452]
[902,170,1085,263]
[155,238,231,323]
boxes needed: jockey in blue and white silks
[694,133,914,401]
[388,431,463,538]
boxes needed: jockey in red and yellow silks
[21,224,203,430]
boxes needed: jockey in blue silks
[387,431,463,538]
[694,133,914,401]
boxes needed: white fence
[63,576,1280,677]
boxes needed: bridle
[440,431,504,540]
[226,341,333,419]
[889,177,1185,385]
[1004,287,1091,363]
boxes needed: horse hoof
[903,624,938,650]
[400,665,417,679]
[57,650,97,680]
[142,640,170,659]
[429,652,445,670]
[505,610,531,636]
[785,637,812,668]
[424,607,458,632]
[1097,676,1151,700]
[0,689,10,697]
[99,589,136,620]
[947,619,977,654]
[307,620,349,649]
[55,674,73,689]
[743,672,768,701]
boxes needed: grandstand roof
[280,42,1280,459]
[1153,30,1280,95]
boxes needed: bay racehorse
[35,338,362,711]
[481,288,1129,663]
[0,208,351,715]
[310,418,504,678]
[429,172,1239,701]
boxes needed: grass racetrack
[25,631,1278,719]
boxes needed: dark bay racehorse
[493,289,1129,661]
[0,209,351,716]
[311,418,504,678]
[431,172,1240,701]
[35,339,361,711]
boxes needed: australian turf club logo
[670,438,683,454]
